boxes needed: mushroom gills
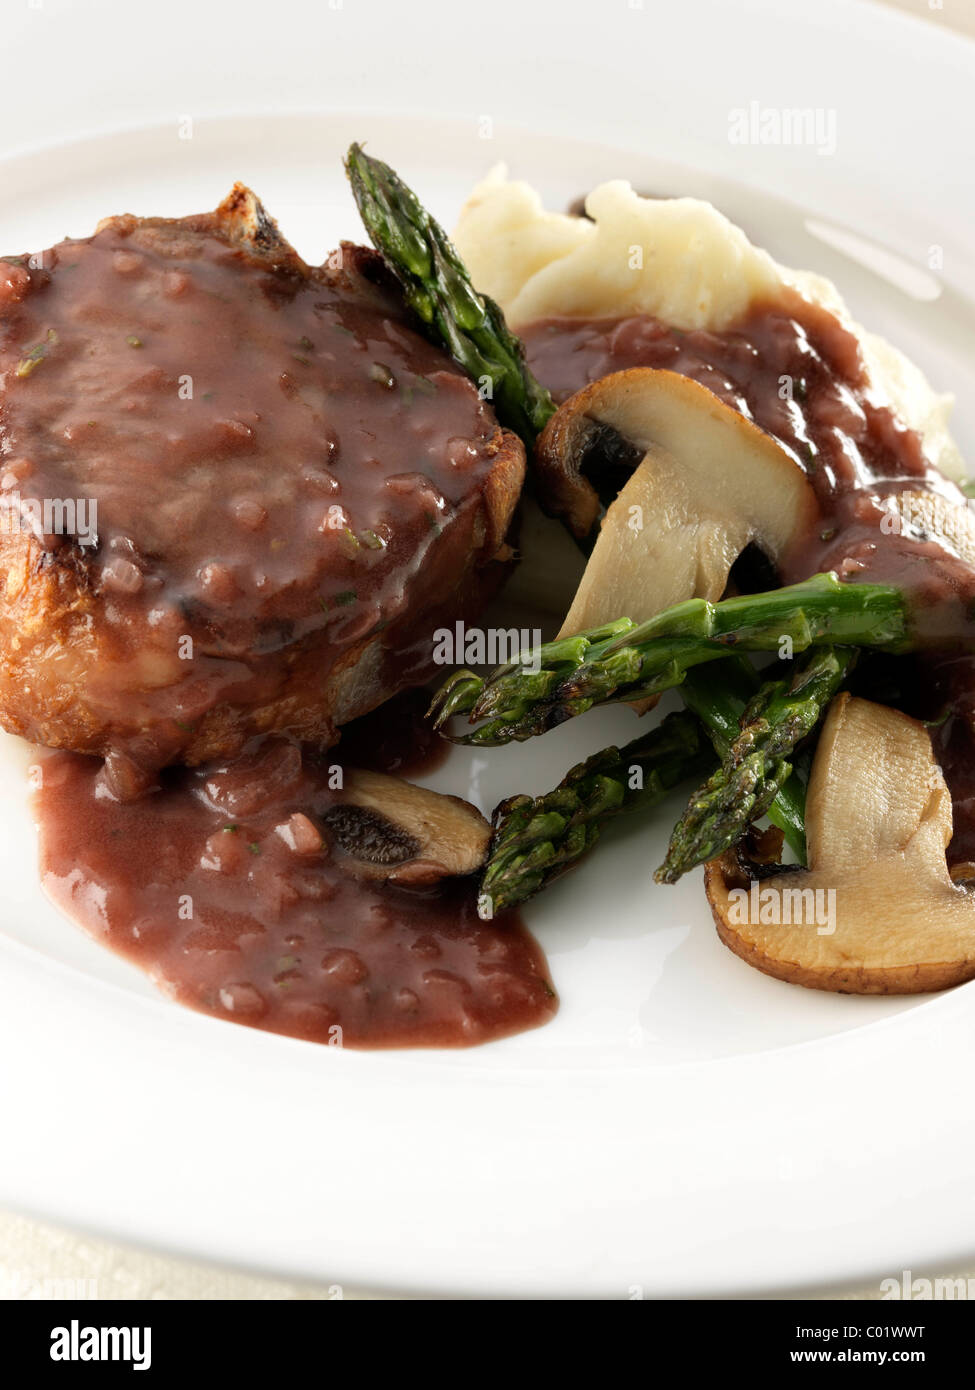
[705,693,975,994]
[323,769,490,886]
[535,368,821,638]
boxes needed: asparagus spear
[680,661,808,864]
[429,572,910,746]
[657,646,856,883]
[343,148,860,883]
[345,143,556,446]
[344,145,816,796]
[480,651,819,910]
[480,711,713,913]
[484,652,816,907]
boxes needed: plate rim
[3,4,975,1296]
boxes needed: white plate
[1,0,974,1298]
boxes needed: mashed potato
[454,170,962,481]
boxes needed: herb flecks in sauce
[33,725,556,1049]
[521,296,975,857]
[0,219,503,770]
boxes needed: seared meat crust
[0,187,523,776]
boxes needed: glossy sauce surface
[522,300,975,854]
[25,266,975,1045]
[524,299,945,501]
[33,708,556,1050]
[1,223,498,641]
[12,213,549,1052]
[0,218,508,777]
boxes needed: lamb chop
[0,185,524,794]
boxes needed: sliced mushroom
[323,769,490,885]
[705,693,975,993]
[535,368,820,636]
[882,488,975,569]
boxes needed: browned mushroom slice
[705,693,975,994]
[881,489,975,569]
[323,770,490,885]
[534,368,820,636]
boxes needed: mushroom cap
[324,769,490,885]
[535,369,821,637]
[705,693,975,994]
